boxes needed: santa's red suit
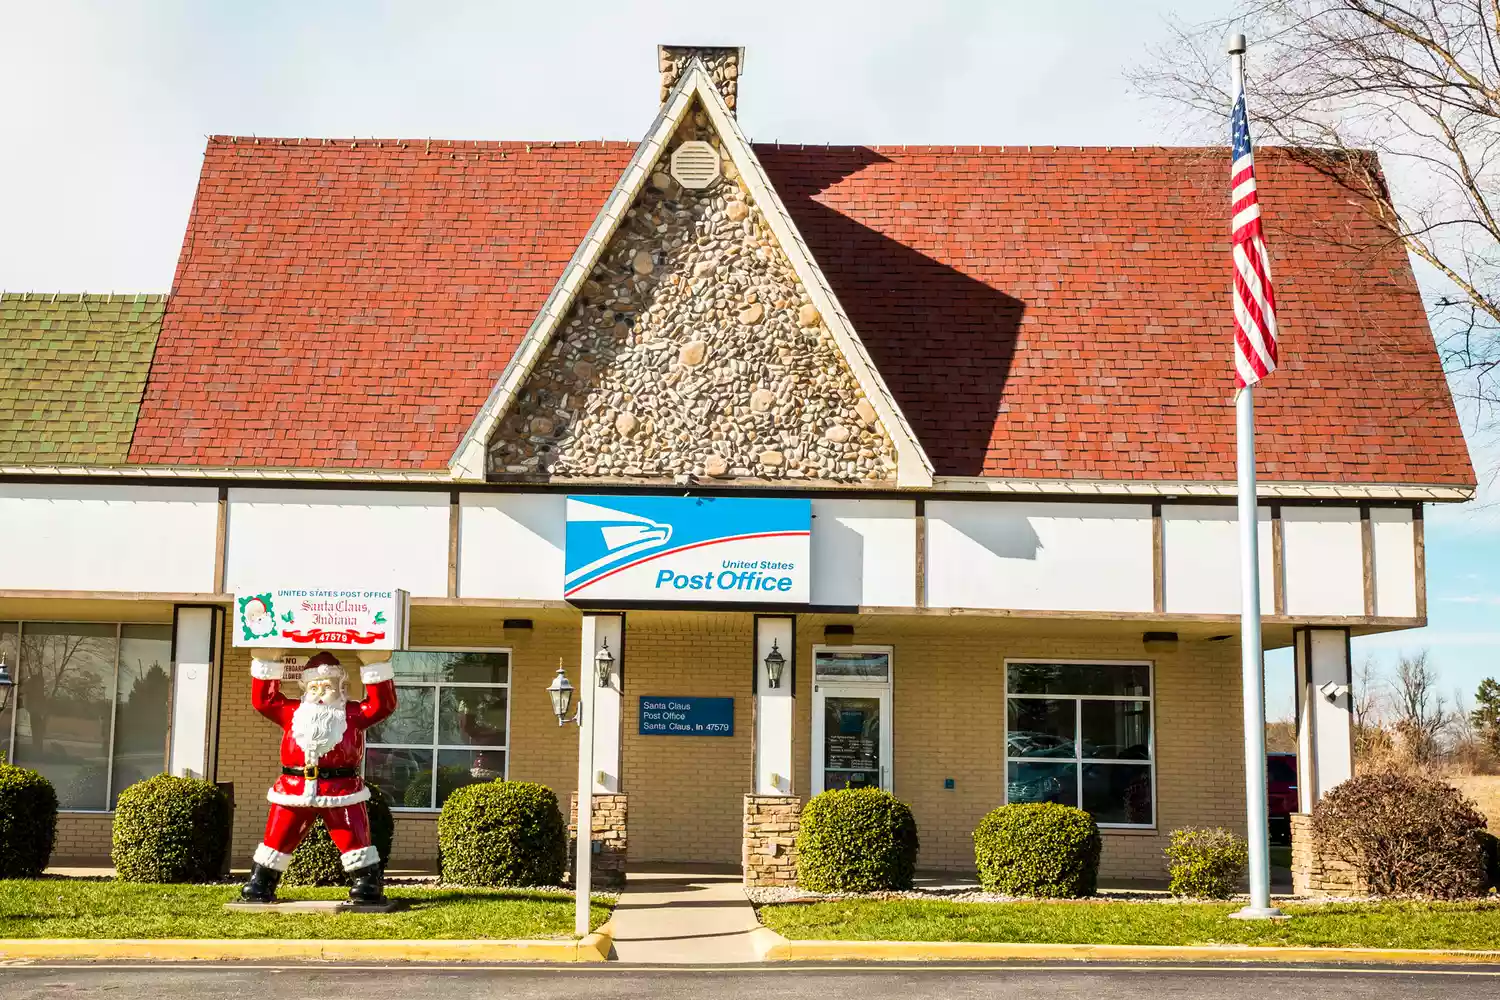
[242,650,396,899]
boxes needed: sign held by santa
[240,648,398,904]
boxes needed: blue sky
[1,0,1495,714]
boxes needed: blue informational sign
[638,696,735,736]
[564,495,811,603]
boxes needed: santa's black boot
[348,863,386,904]
[240,863,282,903]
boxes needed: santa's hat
[301,651,345,685]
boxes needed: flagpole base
[1229,905,1287,921]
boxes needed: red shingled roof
[129,137,1474,486]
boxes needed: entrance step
[607,864,766,964]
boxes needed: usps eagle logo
[564,501,674,594]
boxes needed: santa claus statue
[240,649,397,904]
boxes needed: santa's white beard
[290,696,348,763]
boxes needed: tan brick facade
[48,608,1248,883]
[619,614,755,863]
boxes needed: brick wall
[790,622,1246,880]
[51,813,114,865]
[619,615,754,864]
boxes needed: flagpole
[1228,31,1280,921]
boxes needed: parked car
[1267,751,1298,845]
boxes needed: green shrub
[437,781,566,887]
[282,784,395,886]
[1164,827,1248,899]
[973,802,1100,898]
[0,758,58,878]
[403,766,476,808]
[1312,771,1489,899]
[795,788,920,893]
[111,774,230,883]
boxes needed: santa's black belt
[282,765,358,779]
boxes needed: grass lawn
[758,898,1500,950]
[0,880,612,939]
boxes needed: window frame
[2,620,175,814]
[367,644,513,813]
[1002,658,1157,830]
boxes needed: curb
[757,933,1500,965]
[0,926,616,964]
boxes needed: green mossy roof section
[0,293,166,465]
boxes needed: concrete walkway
[607,865,765,964]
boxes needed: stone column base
[1290,811,1367,896]
[744,794,802,887]
[570,793,628,889]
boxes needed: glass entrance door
[817,693,886,790]
[810,643,894,794]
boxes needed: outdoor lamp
[547,661,579,726]
[0,656,11,712]
[594,638,614,688]
[763,639,786,689]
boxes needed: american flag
[1231,83,1278,388]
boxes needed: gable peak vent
[670,140,721,189]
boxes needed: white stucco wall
[457,493,567,601]
[924,501,1154,612]
[1281,507,1365,616]
[225,489,450,597]
[1162,505,1275,615]
[0,484,218,592]
[810,499,916,607]
[1371,507,1418,618]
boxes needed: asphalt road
[5,964,1500,999]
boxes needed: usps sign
[564,495,811,603]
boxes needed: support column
[583,614,624,793]
[1294,627,1354,812]
[754,615,795,795]
[167,605,224,780]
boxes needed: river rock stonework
[486,103,897,484]
[658,45,741,112]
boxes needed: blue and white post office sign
[564,495,811,602]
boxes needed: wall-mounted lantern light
[595,638,615,688]
[547,661,580,726]
[763,639,787,689]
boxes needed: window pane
[1082,763,1153,825]
[0,624,16,761]
[365,686,435,746]
[1008,662,1150,697]
[1006,698,1076,758]
[814,651,890,682]
[393,650,509,684]
[436,748,504,806]
[13,623,117,810]
[823,696,881,789]
[110,625,173,806]
[366,747,434,809]
[1080,700,1151,760]
[1006,761,1077,807]
[438,687,508,747]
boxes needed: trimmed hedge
[1164,827,1248,899]
[1312,771,1489,899]
[0,758,58,878]
[795,788,919,893]
[282,784,395,887]
[973,802,1100,898]
[437,781,567,887]
[111,774,230,883]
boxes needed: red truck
[1267,752,1298,845]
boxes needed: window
[2,621,173,811]
[1004,660,1154,827]
[364,648,510,810]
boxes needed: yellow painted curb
[0,933,613,963]
[762,938,1500,965]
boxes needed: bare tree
[1132,2,1500,461]
[1390,648,1451,763]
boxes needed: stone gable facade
[486,103,897,484]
